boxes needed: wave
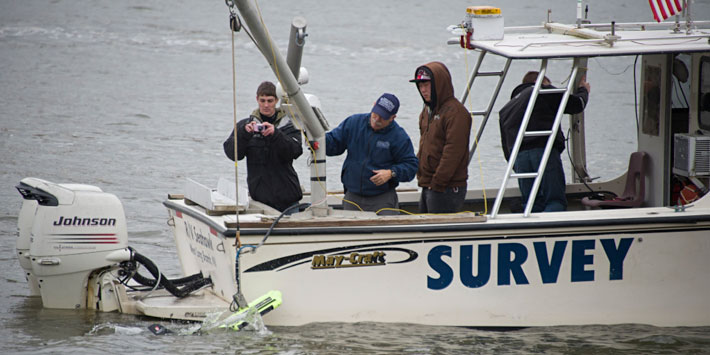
[0,24,242,54]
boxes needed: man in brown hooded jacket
[410,62,471,213]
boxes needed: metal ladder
[490,59,580,218]
[461,50,512,160]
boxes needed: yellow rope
[230,15,242,234]
[375,207,480,216]
[464,37,488,216]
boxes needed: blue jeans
[514,148,567,212]
[419,185,467,213]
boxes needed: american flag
[648,0,684,22]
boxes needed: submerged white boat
[15,1,710,328]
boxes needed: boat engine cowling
[17,197,40,296]
[16,177,128,309]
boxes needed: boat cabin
[447,18,710,217]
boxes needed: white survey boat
[15,1,710,328]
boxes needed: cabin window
[671,54,691,135]
[642,63,662,136]
[671,55,690,110]
[700,56,710,131]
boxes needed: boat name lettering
[427,238,634,290]
[52,244,96,252]
[52,216,116,227]
[184,221,213,250]
[184,312,206,318]
[312,251,386,269]
[189,244,217,267]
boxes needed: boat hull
[166,199,710,327]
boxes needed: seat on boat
[581,151,648,209]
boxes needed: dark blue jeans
[514,148,567,212]
[419,185,467,213]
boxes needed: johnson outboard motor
[17,197,40,296]
[16,177,128,309]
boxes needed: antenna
[685,0,693,34]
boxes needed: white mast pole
[234,0,328,217]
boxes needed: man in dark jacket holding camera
[223,81,303,212]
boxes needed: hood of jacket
[250,107,288,127]
[414,61,455,112]
[511,82,534,99]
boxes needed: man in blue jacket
[326,93,418,215]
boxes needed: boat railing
[479,57,582,219]
[461,50,512,161]
[500,20,710,34]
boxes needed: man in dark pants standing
[326,93,418,215]
[223,81,303,212]
[499,72,590,212]
[411,62,472,213]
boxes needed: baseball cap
[409,68,431,83]
[371,93,399,120]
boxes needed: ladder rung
[524,130,553,137]
[539,88,567,94]
[470,111,487,116]
[511,172,539,179]
[476,71,504,77]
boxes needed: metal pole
[461,50,486,104]
[523,65,579,217]
[491,59,550,218]
[286,17,307,81]
[569,57,589,183]
[234,0,328,216]
[468,58,511,161]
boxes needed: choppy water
[2,0,710,353]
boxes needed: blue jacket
[326,113,418,196]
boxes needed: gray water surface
[2,0,709,353]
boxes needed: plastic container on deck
[466,6,504,41]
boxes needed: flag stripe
[649,0,662,22]
[665,0,677,16]
[648,0,684,22]
[672,0,683,13]
[659,0,669,19]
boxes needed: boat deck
[164,195,710,239]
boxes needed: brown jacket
[415,62,471,192]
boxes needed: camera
[255,123,264,132]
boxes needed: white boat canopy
[461,21,710,59]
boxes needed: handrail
[461,51,512,161]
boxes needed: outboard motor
[17,198,40,296]
[16,178,128,309]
